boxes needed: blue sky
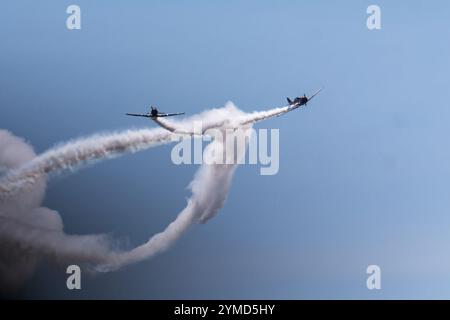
[1,0,450,298]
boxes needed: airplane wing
[157,112,185,117]
[126,113,151,118]
[308,87,323,101]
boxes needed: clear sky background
[1,0,450,299]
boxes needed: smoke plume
[0,101,290,291]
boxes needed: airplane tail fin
[286,97,292,105]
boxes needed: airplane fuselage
[150,108,158,117]
[296,97,308,106]
[289,96,308,107]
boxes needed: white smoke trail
[0,102,291,197]
[154,103,293,134]
[100,124,250,271]
[0,127,174,197]
[240,105,293,125]
[0,130,119,292]
[1,102,277,197]
[0,101,290,290]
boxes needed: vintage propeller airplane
[126,106,185,119]
[286,87,323,109]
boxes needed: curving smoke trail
[154,104,292,134]
[0,127,174,197]
[0,102,290,197]
[0,101,293,290]
[99,125,250,271]
[0,130,119,293]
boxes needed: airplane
[286,87,323,108]
[126,106,185,119]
